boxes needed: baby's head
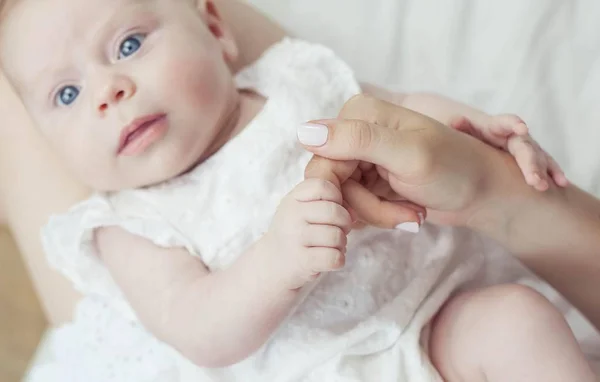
[0,0,240,191]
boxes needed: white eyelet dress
[29,39,483,382]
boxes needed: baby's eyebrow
[19,1,158,94]
[92,2,157,48]
[23,54,74,92]
[26,64,60,89]
[24,4,151,85]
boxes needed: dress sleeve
[41,194,197,305]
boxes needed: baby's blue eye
[56,86,79,106]
[118,34,146,59]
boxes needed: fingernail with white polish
[395,222,420,233]
[418,213,425,225]
[297,123,329,147]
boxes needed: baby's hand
[450,114,568,191]
[266,179,352,289]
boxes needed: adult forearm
[470,155,600,330]
[513,185,600,330]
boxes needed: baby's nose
[97,76,136,112]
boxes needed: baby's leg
[429,284,596,382]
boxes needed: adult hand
[298,94,507,231]
[299,94,600,331]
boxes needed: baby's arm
[97,226,290,368]
[362,84,567,191]
[95,179,349,368]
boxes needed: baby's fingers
[302,248,345,275]
[293,178,343,204]
[303,201,352,233]
[302,225,347,250]
[546,154,569,187]
[490,114,528,136]
[450,116,478,136]
[507,137,549,191]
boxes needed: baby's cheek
[164,57,223,109]
[52,132,97,183]
[44,116,111,185]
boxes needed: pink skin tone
[0,0,255,191]
[450,114,568,191]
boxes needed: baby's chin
[78,152,205,192]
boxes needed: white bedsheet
[247,0,600,368]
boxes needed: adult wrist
[462,151,543,253]
[466,155,600,259]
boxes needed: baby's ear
[197,0,238,64]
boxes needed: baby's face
[1,0,239,190]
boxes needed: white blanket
[247,0,600,369]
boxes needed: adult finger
[342,179,424,232]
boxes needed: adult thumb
[297,119,410,173]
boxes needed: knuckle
[510,136,532,153]
[332,249,345,268]
[520,147,536,161]
[324,201,339,218]
[347,119,375,152]
[406,137,435,176]
[342,207,352,224]
[316,178,337,194]
[320,248,342,269]
[511,114,525,123]
[289,182,306,198]
[310,248,344,271]
[299,223,311,242]
[325,226,338,241]
[333,227,347,246]
[341,93,380,121]
[336,205,352,225]
[499,113,522,123]
[308,178,340,201]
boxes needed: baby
[0,0,593,381]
